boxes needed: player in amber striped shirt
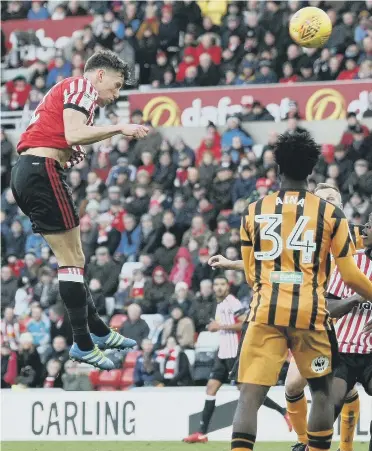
[231,132,372,451]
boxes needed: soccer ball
[289,7,332,48]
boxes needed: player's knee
[206,380,220,396]
[285,375,306,397]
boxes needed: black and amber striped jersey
[329,223,364,275]
[349,223,364,250]
[240,190,355,330]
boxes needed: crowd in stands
[1,105,372,389]
[2,0,372,113]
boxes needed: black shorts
[334,352,372,392]
[210,356,236,384]
[229,320,248,383]
[11,155,79,234]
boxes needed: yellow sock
[231,432,255,450]
[285,391,308,444]
[339,391,360,451]
[308,428,333,451]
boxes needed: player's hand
[362,318,372,334]
[122,124,149,139]
[207,320,220,332]
[64,147,87,169]
[208,254,232,269]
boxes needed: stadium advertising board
[2,387,371,441]
[1,16,93,40]
[129,81,371,127]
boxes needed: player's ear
[97,69,105,82]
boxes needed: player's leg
[183,357,226,443]
[338,388,359,451]
[285,357,309,446]
[262,396,292,431]
[232,322,288,450]
[44,228,136,351]
[291,328,338,451]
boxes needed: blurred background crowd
[1,0,372,391]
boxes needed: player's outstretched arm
[335,256,372,300]
[63,109,148,146]
[326,293,363,319]
[208,255,244,271]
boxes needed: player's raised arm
[331,208,372,299]
[208,255,244,271]
[63,109,148,146]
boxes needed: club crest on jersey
[311,356,329,374]
[276,196,305,206]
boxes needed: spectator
[116,214,141,262]
[16,333,43,388]
[88,279,107,317]
[221,116,253,149]
[196,128,222,166]
[162,306,195,349]
[279,61,298,83]
[249,101,275,121]
[1,266,18,313]
[14,277,32,318]
[154,151,177,192]
[155,336,192,387]
[168,281,193,316]
[134,338,159,387]
[1,307,20,350]
[196,33,222,65]
[26,305,50,355]
[128,268,150,313]
[27,1,49,20]
[2,76,32,112]
[119,303,149,347]
[190,279,216,333]
[33,268,59,310]
[232,165,257,203]
[87,246,121,296]
[153,232,179,274]
[210,167,235,211]
[43,359,63,389]
[340,112,370,146]
[196,53,220,86]
[46,57,72,88]
[43,336,69,367]
[158,6,180,52]
[182,215,212,248]
[49,305,72,346]
[1,342,18,388]
[62,360,93,391]
[144,266,175,314]
[192,248,215,292]
[66,0,87,17]
[254,60,278,84]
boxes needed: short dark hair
[274,131,320,181]
[213,275,229,284]
[84,50,129,78]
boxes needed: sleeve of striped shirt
[240,212,252,246]
[63,78,98,118]
[327,267,345,297]
[330,207,356,259]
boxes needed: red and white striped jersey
[327,251,372,354]
[17,76,98,154]
[215,294,242,359]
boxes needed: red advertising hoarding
[129,81,371,127]
[1,16,93,41]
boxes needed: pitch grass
[1,442,368,451]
